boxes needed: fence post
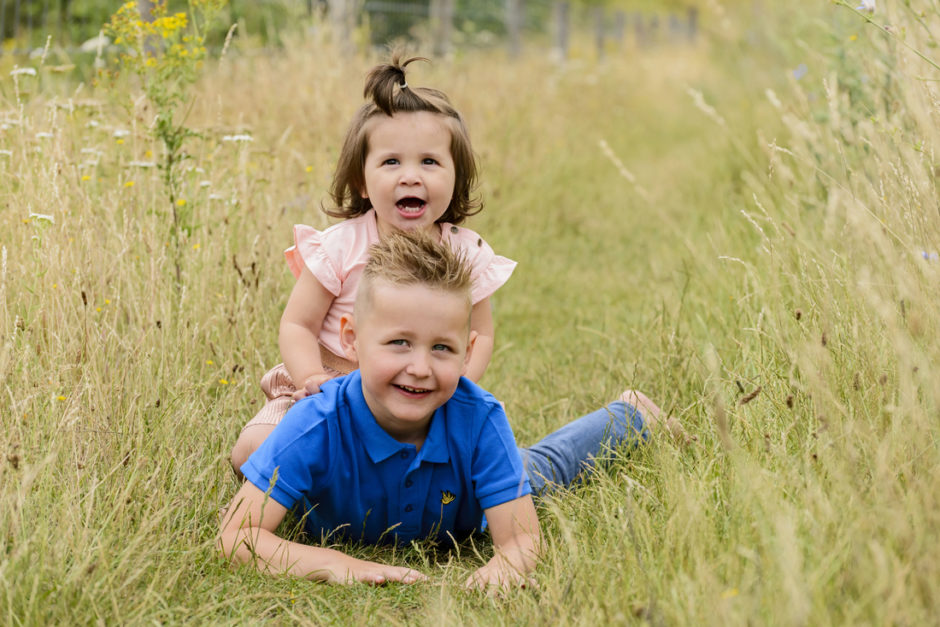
[430,0,454,57]
[612,10,625,50]
[592,6,604,59]
[506,0,523,59]
[327,0,357,50]
[553,1,569,61]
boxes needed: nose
[406,350,431,377]
[398,164,421,186]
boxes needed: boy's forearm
[489,530,541,575]
[218,525,347,582]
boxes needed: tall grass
[1,2,938,623]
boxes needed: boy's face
[340,280,475,445]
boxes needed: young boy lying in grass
[218,230,663,590]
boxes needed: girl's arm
[465,297,495,382]
[279,266,335,397]
[218,482,426,584]
[465,495,542,591]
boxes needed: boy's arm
[465,298,494,382]
[217,482,426,585]
[465,495,542,591]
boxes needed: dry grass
[0,2,938,623]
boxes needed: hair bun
[363,54,428,115]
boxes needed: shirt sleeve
[283,224,343,296]
[240,394,335,509]
[443,226,517,305]
[471,404,532,509]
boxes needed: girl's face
[361,111,456,237]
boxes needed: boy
[218,231,661,590]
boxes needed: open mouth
[396,197,427,214]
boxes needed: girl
[230,55,516,472]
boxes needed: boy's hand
[464,559,536,593]
[291,373,333,401]
[333,555,427,586]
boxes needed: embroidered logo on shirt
[440,490,455,505]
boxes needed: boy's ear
[461,330,478,375]
[339,313,358,362]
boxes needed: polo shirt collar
[344,371,451,465]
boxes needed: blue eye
[432,344,451,352]
[389,339,408,346]
[422,158,438,166]
[383,158,399,166]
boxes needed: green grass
[1,2,939,623]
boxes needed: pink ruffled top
[285,210,517,359]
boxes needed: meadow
[1,1,938,623]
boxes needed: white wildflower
[199,180,212,188]
[29,212,54,224]
[10,67,37,77]
[0,150,12,157]
[113,129,130,138]
[222,134,253,143]
[86,120,100,128]
[856,0,875,12]
[35,132,53,139]
[127,160,156,168]
[208,193,224,200]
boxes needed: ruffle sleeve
[442,224,517,304]
[283,224,343,296]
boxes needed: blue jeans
[517,400,648,495]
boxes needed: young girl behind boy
[230,55,515,472]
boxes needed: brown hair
[327,54,481,225]
[357,229,472,312]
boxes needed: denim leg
[518,400,649,495]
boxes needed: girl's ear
[339,313,358,362]
[460,330,478,376]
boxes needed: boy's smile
[340,281,475,447]
[361,111,456,238]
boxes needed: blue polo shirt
[241,371,531,546]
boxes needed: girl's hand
[291,373,334,401]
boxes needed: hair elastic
[399,81,408,90]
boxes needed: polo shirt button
[450,226,458,233]
[405,479,413,488]
[405,504,413,512]
[400,451,409,459]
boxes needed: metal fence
[0,0,698,58]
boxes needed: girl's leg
[230,364,296,476]
[518,391,660,494]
